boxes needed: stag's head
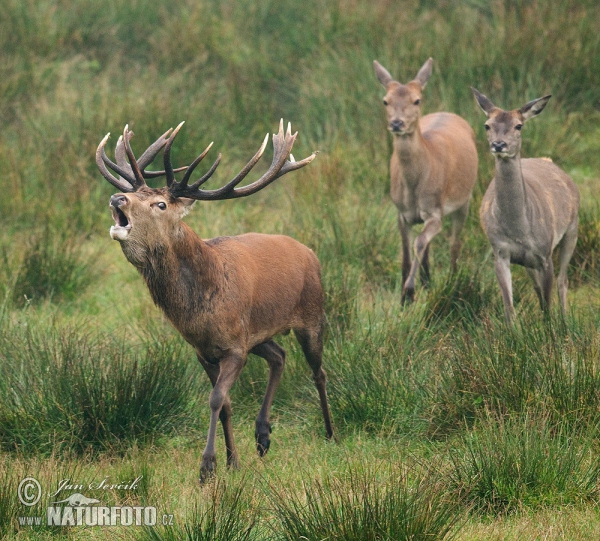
[96,121,316,261]
[472,88,551,159]
[374,58,433,136]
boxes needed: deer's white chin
[110,225,131,241]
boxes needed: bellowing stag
[96,120,334,482]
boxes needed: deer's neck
[493,154,529,233]
[129,224,222,322]
[392,128,429,185]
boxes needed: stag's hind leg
[294,326,334,440]
[250,340,287,457]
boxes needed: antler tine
[137,127,188,179]
[187,152,222,190]
[122,125,147,189]
[179,141,216,188]
[137,127,173,171]
[193,133,269,199]
[167,120,316,201]
[163,121,185,187]
[96,133,137,192]
[114,133,138,186]
[224,120,295,198]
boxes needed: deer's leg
[250,340,286,457]
[420,244,431,287]
[403,215,442,303]
[200,353,245,484]
[556,220,578,314]
[541,255,554,312]
[197,354,239,471]
[294,327,334,441]
[494,255,515,322]
[526,268,545,309]
[449,202,470,273]
[398,215,412,287]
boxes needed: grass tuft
[268,462,464,541]
[0,322,204,455]
[449,412,600,514]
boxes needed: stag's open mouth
[109,205,132,241]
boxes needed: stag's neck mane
[124,223,222,321]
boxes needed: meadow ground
[1,0,599,539]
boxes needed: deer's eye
[515,124,523,131]
[414,99,420,105]
[383,99,388,106]
[484,124,491,131]
[156,202,167,210]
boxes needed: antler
[167,119,317,201]
[96,120,317,198]
[96,125,187,192]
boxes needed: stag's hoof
[199,456,217,485]
[401,285,415,304]
[255,424,272,457]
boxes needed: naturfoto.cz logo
[17,476,174,528]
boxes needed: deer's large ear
[180,197,197,215]
[413,58,433,89]
[373,60,394,87]
[519,95,551,121]
[471,87,496,116]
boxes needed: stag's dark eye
[484,124,491,131]
[414,99,420,105]
[383,99,388,106]
[157,202,167,210]
[515,124,523,131]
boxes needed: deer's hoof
[255,425,272,457]
[401,286,415,304]
[199,456,217,484]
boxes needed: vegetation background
[0,0,599,539]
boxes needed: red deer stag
[96,120,334,482]
[472,89,579,322]
[374,58,479,302]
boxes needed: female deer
[472,89,579,321]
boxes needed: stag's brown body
[374,58,478,302]
[97,122,333,482]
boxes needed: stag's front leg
[403,215,442,303]
[250,341,286,457]
[197,354,239,471]
[200,353,245,484]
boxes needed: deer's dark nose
[491,141,507,153]
[110,194,128,208]
[390,119,404,132]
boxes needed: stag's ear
[519,95,551,121]
[373,60,394,87]
[180,197,197,215]
[413,58,433,89]
[471,87,496,116]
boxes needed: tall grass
[449,413,600,514]
[268,462,464,541]
[139,477,258,541]
[0,321,204,455]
